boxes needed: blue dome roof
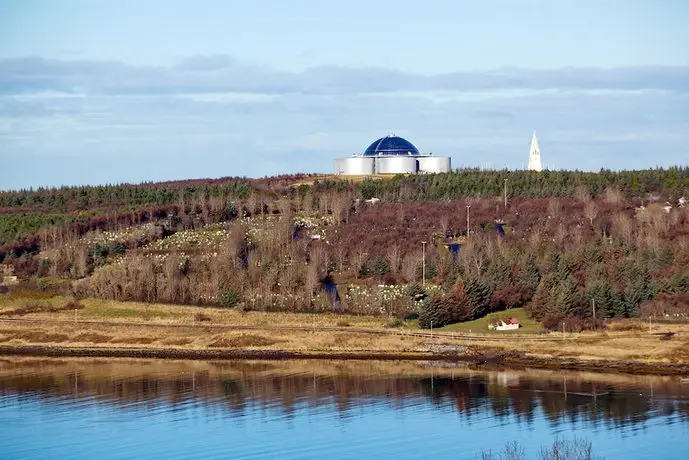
[363,135,420,156]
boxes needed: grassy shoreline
[1,296,688,376]
[1,344,689,376]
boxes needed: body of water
[0,359,688,459]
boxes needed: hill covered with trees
[2,167,689,330]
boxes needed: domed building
[334,134,451,176]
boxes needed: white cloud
[1,57,688,189]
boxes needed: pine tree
[465,278,493,319]
[519,256,540,296]
[586,280,615,318]
[554,277,583,317]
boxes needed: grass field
[1,294,688,371]
[438,308,544,334]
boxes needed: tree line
[2,168,689,329]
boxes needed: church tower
[528,131,542,172]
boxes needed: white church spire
[528,130,542,172]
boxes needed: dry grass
[110,337,158,345]
[208,334,279,348]
[73,333,113,343]
[0,318,685,364]
[0,321,426,354]
[462,331,689,364]
[0,295,688,367]
[12,331,71,343]
[161,338,194,346]
[288,174,394,186]
[0,297,387,330]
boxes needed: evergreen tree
[465,278,493,319]
[518,256,540,297]
[554,277,583,317]
[586,280,615,318]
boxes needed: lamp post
[504,179,508,210]
[466,205,471,236]
[421,241,427,286]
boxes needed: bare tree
[612,213,633,243]
[539,437,594,460]
[584,201,599,225]
[396,204,406,224]
[353,246,368,274]
[332,192,352,224]
[574,185,591,203]
[604,187,624,205]
[548,198,562,219]
[303,263,319,300]
[386,244,401,276]
[335,244,347,273]
[554,223,567,246]
[440,214,450,235]
[401,251,420,283]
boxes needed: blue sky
[1,0,688,189]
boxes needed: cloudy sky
[1,0,688,189]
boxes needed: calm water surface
[0,359,688,459]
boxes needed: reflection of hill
[0,359,687,429]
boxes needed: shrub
[384,317,404,328]
[418,290,470,329]
[63,299,84,310]
[540,437,595,460]
[361,258,389,277]
[606,320,644,332]
[541,313,566,331]
[490,285,526,311]
[218,284,242,308]
[194,312,212,322]
[418,296,450,329]
[405,283,427,302]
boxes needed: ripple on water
[0,361,689,460]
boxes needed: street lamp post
[504,179,508,210]
[421,241,427,286]
[466,205,471,236]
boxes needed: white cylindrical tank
[418,156,451,174]
[375,156,418,174]
[336,157,374,175]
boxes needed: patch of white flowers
[294,215,335,228]
[145,228,232,251]
[82,223,158,248]
[379,284,406,302]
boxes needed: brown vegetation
[2,169,689,334]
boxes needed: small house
[488,317,521,331]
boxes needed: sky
[1,0,688,189]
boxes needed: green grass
[435,308,544,334]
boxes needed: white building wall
[375,156,418,174]
[417,156,451,174]
[335,157,375,175]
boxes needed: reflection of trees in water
[0,366,687,430]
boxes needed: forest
[1,167,689,330]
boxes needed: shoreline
[2,345,688,377]
[1,298,688,378]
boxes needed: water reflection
[1,359,688,459]
[1,359,687,428]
